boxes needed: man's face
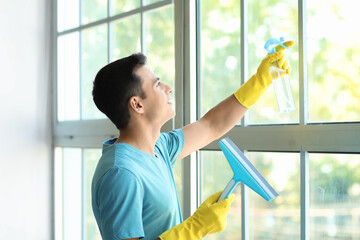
[134,65,175,125]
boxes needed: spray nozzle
[264,37,289,54]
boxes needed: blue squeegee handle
[217,178,239,202]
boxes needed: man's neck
[115,122,161,157]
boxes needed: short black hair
[92,53,147,130]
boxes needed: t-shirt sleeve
[96,167,144,240]
[156,129,185,168]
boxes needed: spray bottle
[264,37,295,113]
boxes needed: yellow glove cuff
[159,191,235,240]
[234,74,269,108]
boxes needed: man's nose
[165,84,173,94]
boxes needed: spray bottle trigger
[264,37,289,54]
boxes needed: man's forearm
[179,93,248,160]
[202,94,247,140]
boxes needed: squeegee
[217,137,279,202]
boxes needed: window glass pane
[57,32,80,121]
[144,5,175,89]
[174,159,183,209]
[200,0,241,117]
[57,0,79,32]
[248,0,299,124]
[81,0,107,25]
[63,148,82,240]
[84,149,102,240]
[110,0,140,16]
[55,148,103,240]
[246,152,300,239]
[200,151,242,240]
[308,0,360,122]
[310,153,360,239]
[110,15,141,61]
[81,24,108,119]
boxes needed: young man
[91,41,293,240]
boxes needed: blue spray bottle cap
[264,37,289,54]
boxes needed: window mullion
[81,149,85,240]
[195,0,201,121]
[78,0,83,120]
[174,0,184,131]
[241,150,249,240]
[107,0,110,63]
[241,0,248,127]
[241,0,250,238]
[299,0,308,126]
[300,151,309,240]
[181,0,198,220]
[299,0,309,236]
[141,12,145,54]
[299,0,309,235]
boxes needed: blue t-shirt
[91,129,185,240]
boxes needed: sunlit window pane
[200,0,241,117]
[81,24,108,119]
[246,152,300,239]
[63,148,82,240]
[310,153,360,239]
[144,5,175,89]
[308,0,360,122]
[174,159,183,209]
[55,148,102,240]
[110,0,140,16]
[110,15,141,61]
[81,0,107,25]
[84,149,102,240]
[57,0,79,32]
[248,0,299,124]
[200,151,242,240]
[57,32,80,121]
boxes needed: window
[54,0,360,239]
[196,0,359,239]
[54,1,179,239]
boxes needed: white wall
[0,0,53,239]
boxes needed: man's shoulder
[92,161,141,194]
[156,129,184,148]
[92,144,138,186]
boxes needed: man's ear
[129,96,145,114]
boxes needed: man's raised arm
[179,41,294,160]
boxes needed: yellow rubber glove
[159,191,235,240]
[234,40,295,108]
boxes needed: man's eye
[156,81,161,86]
